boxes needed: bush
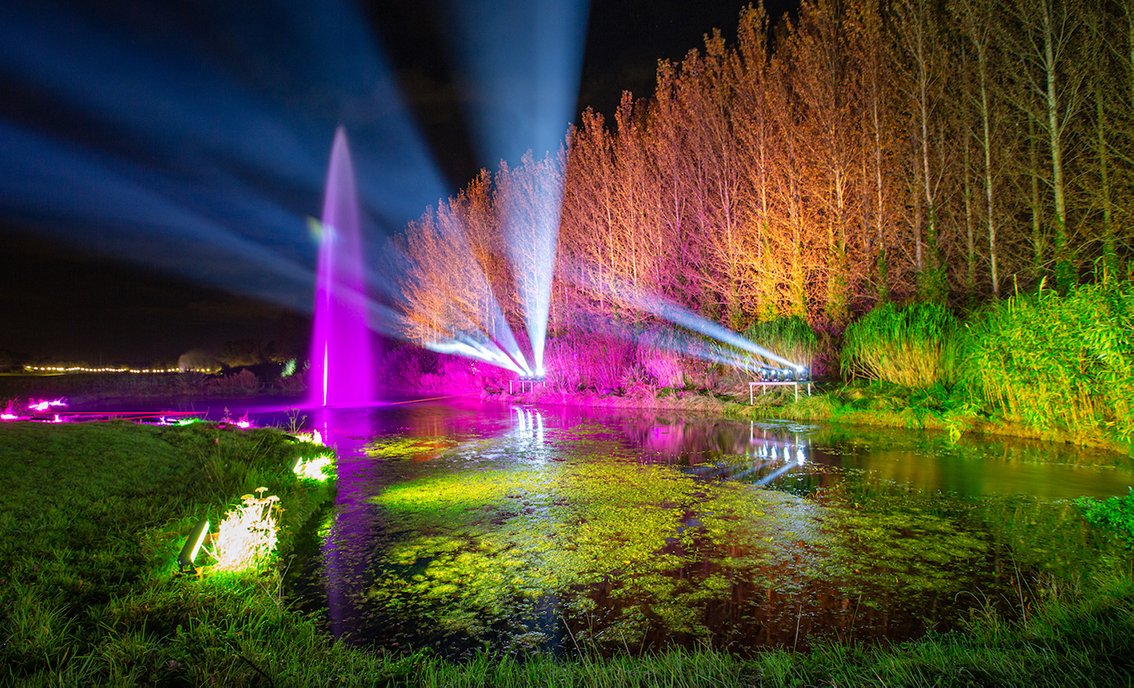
[635,327,690,388]
[960,281,1134,440]
[840,302,958,388]
[743,316,820,371]
[1076,488,1134,545]
[543,329,635,393]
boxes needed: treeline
[398,0,1134,342]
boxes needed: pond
[279,399,1131,659]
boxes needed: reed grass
[840,302,959,388]
[743,315,820,370]
[960,281,1134,442]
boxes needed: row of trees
[397,0,1134,344]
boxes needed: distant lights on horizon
[24,364,219,374]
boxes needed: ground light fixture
[178,519,210,574]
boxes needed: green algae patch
[361,450,1036,653]
[364,435,459,459]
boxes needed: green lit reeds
[960,281,1134,441]
[840,302,959,388]
[744,315,820,370]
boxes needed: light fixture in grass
[294,453,334,482]
[209,488,281,571]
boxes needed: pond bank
[487,382,1133,456]
[3,418,1133,685]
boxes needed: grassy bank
[2,421,1133,685]
[0,421,332,685]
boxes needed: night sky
[0,0,796,365]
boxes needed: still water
[280,399,1132,658]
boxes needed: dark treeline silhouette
[397,0,1134,346]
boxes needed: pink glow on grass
[307,127,375,408]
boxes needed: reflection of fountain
[307,127,374,408]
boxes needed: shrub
[635,327,689,388]
[840,302,958,388]
[1076,488,1134,545]
[743,316,820,371]
[543,330,635,392]
[960,281,1134,440]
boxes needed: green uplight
[178,519,210,574]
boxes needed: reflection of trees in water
[301,402,1128,657]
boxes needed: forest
[394,0,1133,343]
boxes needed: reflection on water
[281,400,1133,659]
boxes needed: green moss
[364,435,459,459]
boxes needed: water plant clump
[1076,488,1134,546]
[961,280,1134,442]
[354,435,1074,657]
[364,435,460,459]
[840,302,958,388]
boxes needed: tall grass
[961,281,1134,441]
[543,329,635,392]
[840,302,959,387]
[743,315,820,370]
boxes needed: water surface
[282,400,1131,658]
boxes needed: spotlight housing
[178,519,210,574]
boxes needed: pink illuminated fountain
[307,127,375,407]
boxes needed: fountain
[307,127,375,407]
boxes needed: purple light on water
[28,398,67,412]
[307,127,375,408]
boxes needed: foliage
[0,421,330,685]
[635,326,691,388]
[743,315,820,370]
[543,329,635,393]
[209,488,281,570]
[961,281,1134,442]
[1075,488,1134,546]
[293,453,335,482]
[396,0,1134,336]
[840,302,959,388]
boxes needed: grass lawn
[1,421,1133,686]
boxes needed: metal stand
[510,378,538,394]
[749,380,813,403]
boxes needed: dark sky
[0,0,797,365]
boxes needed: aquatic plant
[743,316,819,371]
[364,435,459,459]
[960,281,1134,441]
[840,302,958,388]
[1076,488,1134,545]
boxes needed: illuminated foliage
[961,281,1134,440]
[293,453,334,482]
[210,488,281,571]
[841,302,958,388]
